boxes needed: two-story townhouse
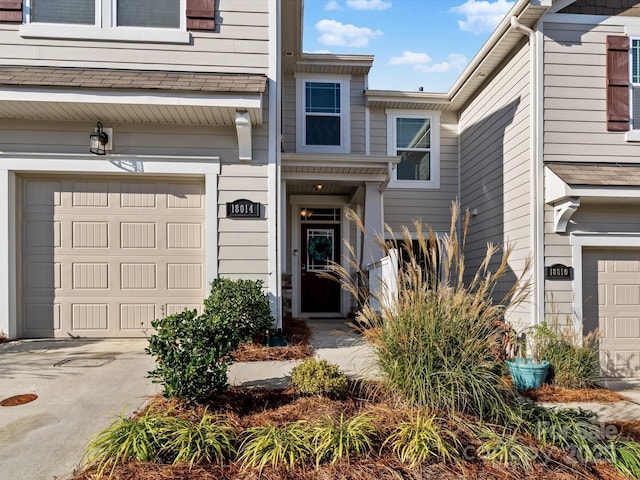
[284,0,640,379]
[0,0,279,339]
[3,0,640,380]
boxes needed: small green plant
[290,358,348,397]
[146,309,237,403]
[312,413,376,465]
[603,440,640,479]
[531,317,600,389]
[167,411,237,465]
[383,412,460,466]
[521,404,602,463]
[476,428,539,470]
[204,278,273,343]
[239,421,312,471]
[83,410,174,478]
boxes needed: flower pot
[506,358,549,390]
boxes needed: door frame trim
[290,195,350,318]
[571,233,640,338]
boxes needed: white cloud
[324,1,342,11]
[388,51,467,74]
[450,0,514,34]
[346,0,392,10]
[316,19,383,48]
[389,51,431,66]
[416,53,468,73]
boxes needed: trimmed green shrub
[204,278,273,343]
[290,358,348,397]
[146,309,238,403]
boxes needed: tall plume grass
[330,202,530,421]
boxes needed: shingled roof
[0,66,268,93]
[546,163,640,187]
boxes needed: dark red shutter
[607,35,630,132]
[186,0,215,31]
[0,0,22,22]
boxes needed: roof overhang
[294,53,374,76]
[0,67,267,126]
[281,152,399,191]
[545,163,640,232]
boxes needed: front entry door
[301,223,341,313]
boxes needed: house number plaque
[545,264,573,280]
[227,199,261,218]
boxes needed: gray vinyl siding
[380,110,459,233]
[459,41,531,323]
[282,75,296,153]
[218,163,269,283]
[543,22,634,163]
[0,0,270,74]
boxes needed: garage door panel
[21,176,206,338]
[583,249,640,378]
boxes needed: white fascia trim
[19,24,190,44]
[0,153,221,175]
[0,87,263,110]
[385,109,441,190]
[570,233,640,336]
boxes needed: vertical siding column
[363,181,384,265]
[0,169,16,337]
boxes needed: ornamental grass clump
[331,202,530,422]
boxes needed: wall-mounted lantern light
[89,122,109,155]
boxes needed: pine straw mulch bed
[231,318,313,362]
[72,387,633,480]
[523,383,629,403]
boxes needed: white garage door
[21,176,206,338]
[583,249,640,378]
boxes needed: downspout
[510,16,542,327]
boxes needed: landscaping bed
[231,318,313,362]
[72,385,634,480]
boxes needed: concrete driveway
[0,339,159,480]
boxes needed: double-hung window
[21,0,188,43]
[387,110,440,189]
[296,75,350,154]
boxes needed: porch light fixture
[314,183,324,192]
[89,122,109,155]
[300,208,313,219]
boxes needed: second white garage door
[21,175,206,338]
[583,248,640,378]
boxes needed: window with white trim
[21,0,189,43]
[387,110,440,189]
[296,75,350,154]
[27,0,182,27]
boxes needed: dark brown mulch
[523,383,628,403]
[231,318,313,362]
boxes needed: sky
[302,0,516,93]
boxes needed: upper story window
[386,110,440,189]
[296,75,350,154]
[631,39,640,130]
[20,0,190,43]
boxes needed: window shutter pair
[187,0,215,30]
[0,0,22,22]
[607,35,630,132]
[0,0,214,29]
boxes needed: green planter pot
[506,358,549,390]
